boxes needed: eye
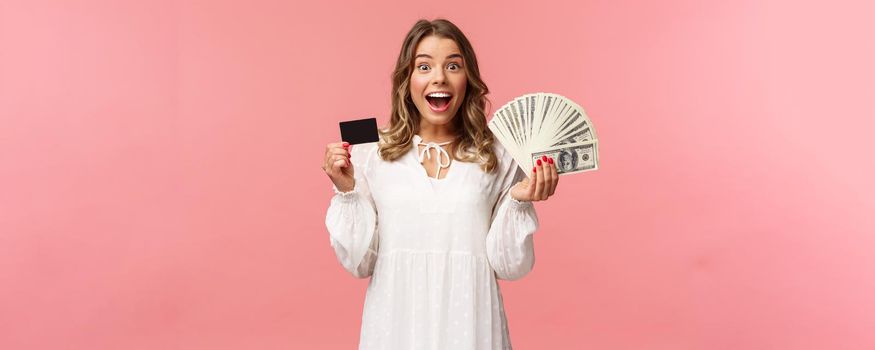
[417,63,430,72]
[447,62,460,71]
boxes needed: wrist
[332,179,355,194]
[510,191,529,203]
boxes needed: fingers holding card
[325,117,379,193]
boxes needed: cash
[488,93,600,177]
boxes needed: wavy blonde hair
[378,19,498,173]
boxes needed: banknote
[530,139,599,175]
[488,92,600,177]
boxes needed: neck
[417,121,457,143]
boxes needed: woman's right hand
[322,141,355,192]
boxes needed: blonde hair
[378,19,498,173]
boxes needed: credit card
[339,117,379,144]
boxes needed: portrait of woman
[321,19,560,349]
[558,149,578,173]
[0,1,869,349]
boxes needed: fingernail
[548,157,554,164]
[533,167,537,173]
[541,155,547,161]
[537,159,542,166]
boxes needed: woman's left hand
[510,155,559,202]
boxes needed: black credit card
[339,117,379,145]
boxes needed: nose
[431,69,446,85]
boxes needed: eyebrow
[414,53,463,60]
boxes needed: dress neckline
[413,134,455,181]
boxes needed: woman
[322,19,559,350]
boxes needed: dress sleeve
[486,158,540,281]
[324,144,379,278]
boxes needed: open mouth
[425,92,453,112]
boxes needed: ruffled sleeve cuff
[508,196,534,210]
[332,184,359,202]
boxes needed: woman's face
[409,35,467,130]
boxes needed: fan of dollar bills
[488,92,599,177]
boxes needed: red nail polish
[541,155,547,161]
[532,167,537,173]
[537,159,542,166]
[548,157,553,164]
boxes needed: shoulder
[349,141,380,161]
[490,139,515,172]
[490,139,510,160]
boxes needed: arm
[324,144,379,278]
[486,162,539,281]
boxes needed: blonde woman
[322,19,559,350]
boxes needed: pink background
[1,0,873,349]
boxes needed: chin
[421,114,457,128]
[423,113,453,124]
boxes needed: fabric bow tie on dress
[415,136,453,179]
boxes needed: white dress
[325,134,539,350]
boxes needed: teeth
[427,92,451,98]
